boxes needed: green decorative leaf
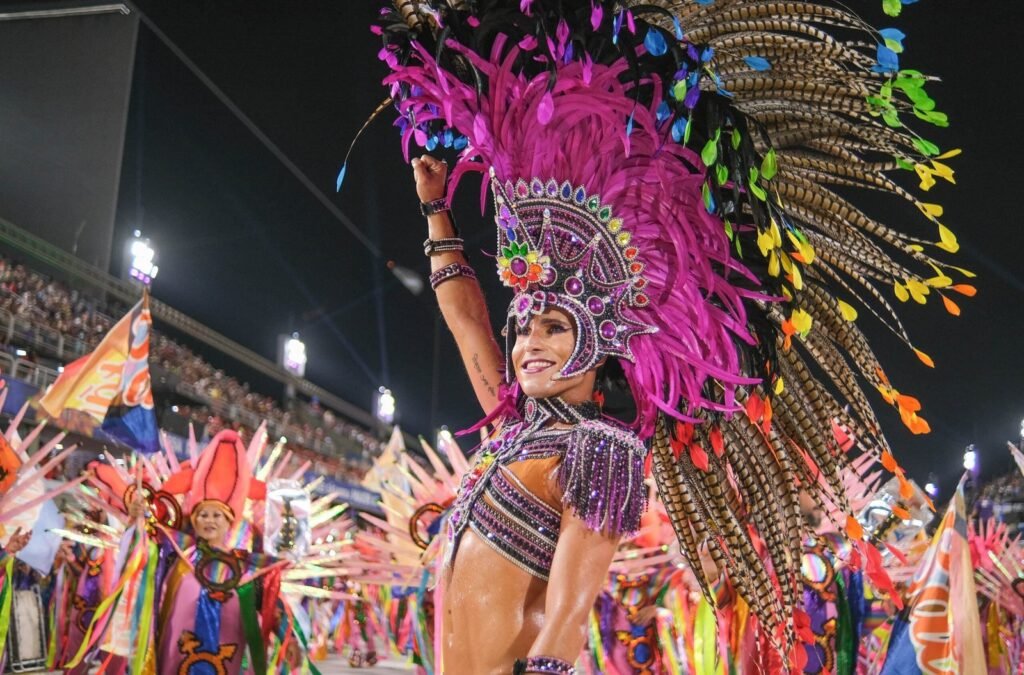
[731,129,742,150]
[716,163,729,185]
[893,74,925,91]
[882,109,902,128]
[748,168,767,200]
[701,138,718,166]
[760,148,778,181]
[672,80,688,101]
[912,138,940,156]
[683,115,693,144]
[882,0,901,17]
[914,109,949,127]
[895,157,914,171]
[701,181,713,209]
[724,220,734,241]
[750,181,767,201]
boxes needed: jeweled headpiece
[492,171,656,379]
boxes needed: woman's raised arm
[412,155,504,414]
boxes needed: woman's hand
[56,540,75,566]
[5,527,31,555]
[127,494,147,520]
[411,154,448,203]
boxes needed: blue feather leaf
[656,101,671,124]
[335,163,347,192]
[743,56,771,71]
[671,117,688,143]
[644,28,668,56]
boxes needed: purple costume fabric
[445,398,647,579]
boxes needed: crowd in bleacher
[0,255,382,481]
[975,463,1024,532]
[0,258,123,349]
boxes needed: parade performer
[364,0,964,672]
[138,430,285,674]
[57,430,282,674]
[49,514,121,674]
[59,424,356,674]
[0,394,84,668]
[970,518,1024,674]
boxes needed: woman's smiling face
[511,307,596,404]
[193,504,231,545]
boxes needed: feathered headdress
[372,0,965,660]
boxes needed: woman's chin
[518,379,558,399]
[518,380,575,401]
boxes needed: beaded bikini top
[444,397,647,581]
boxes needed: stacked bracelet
[420,197,450,217]
[429,262,476,290]
[423,237,465,256]
[512,657,576,675]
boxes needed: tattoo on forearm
[471,353,497,397]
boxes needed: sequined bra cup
[444,397,648,581]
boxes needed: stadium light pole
[277,332,307,401]
[125,230,159,287]
[375,386,396,425]
[963,445,978,474]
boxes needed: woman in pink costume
[130,430,283,674]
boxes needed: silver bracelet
[423,237,465,257]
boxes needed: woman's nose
[521,329,543,350]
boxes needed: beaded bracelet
[429,262,476,290]
[512,656,576,674]
[423,237,465,256]
[420,197,450,217]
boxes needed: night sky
[108,0,1023,494]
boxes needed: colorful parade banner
[879,475,984,674]
[38,294,159,453]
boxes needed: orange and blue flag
[38,294,159,453]
[878,475,984,674]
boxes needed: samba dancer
[372,1,964,672]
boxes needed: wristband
[429,262,477,290]
[420,197,450,217]
[512,656,576,674]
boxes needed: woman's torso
[442,423,572,674]
[157,552,245,675]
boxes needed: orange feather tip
[846,515,864,540]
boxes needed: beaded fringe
[559,421,647,536]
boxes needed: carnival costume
[969,518,1024,674]
[0,391,83,669]
[369,0,964,665]
[54,424,356,675]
